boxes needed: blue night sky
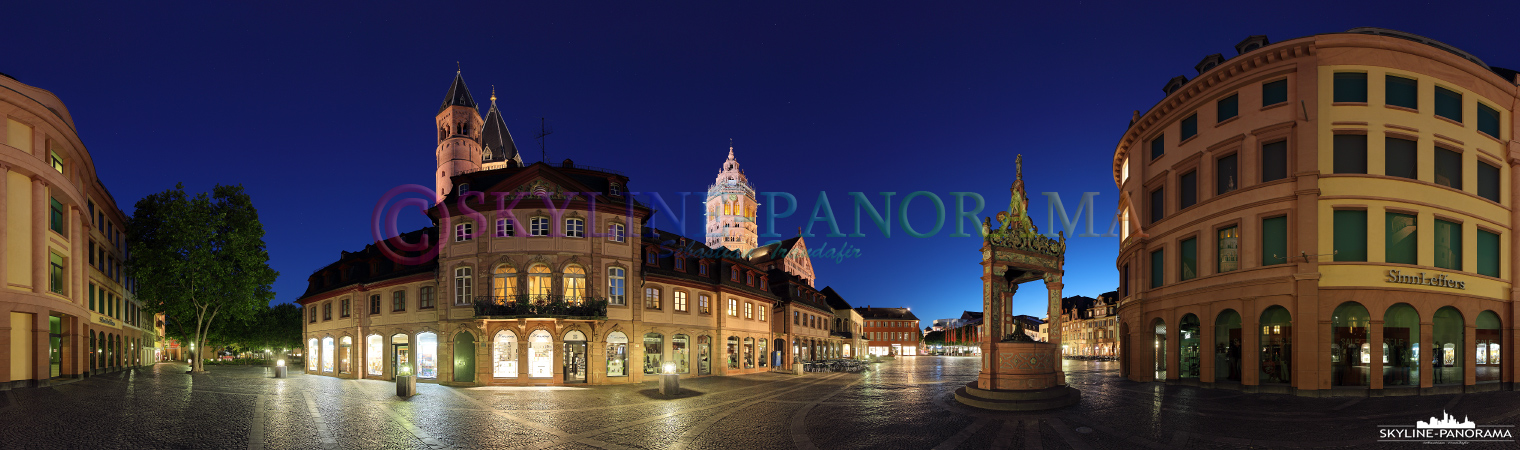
[8,1,1519,328]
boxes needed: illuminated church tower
[434,71,484,198]
[705,144,758,253]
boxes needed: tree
[127,184,278,373]
[924,330,946,346]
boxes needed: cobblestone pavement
[1,357,1518,449]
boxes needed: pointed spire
[481,90,522,165]
[438,70,478,114]
[728,138,735,159]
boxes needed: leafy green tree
[924,330,946,346]
[127,184,278,373]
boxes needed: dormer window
[698,261,709,276]
[1234,35,1269,55]
[458,183,469,193]
[609,183,621,196]
[731,267,740,282]
[1162,75,1188,96]
[1194,54,1224,74]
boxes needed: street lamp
[659,361,680,396]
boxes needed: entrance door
[393,344,410,378]
[563,341,587,383]
[698,336,711,375]
[453,332,476,383]
[49,316,62,378]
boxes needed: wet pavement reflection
[1,357,1517,449]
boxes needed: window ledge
[1384,104,1419,114]
[1331,102,1368,107]
[1434,115,1465,127]
[1260,101,1289,112]
[1214,115,1240,128]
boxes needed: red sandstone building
[1114,29,1516,395]
[858,306,920,356]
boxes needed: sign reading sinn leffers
[1386,269,1465,290]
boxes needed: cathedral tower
[705,144,758,253]
[480,87,524,171]
[435,71,484,198]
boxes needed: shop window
[1179,171,1197,209]
[1386,75,1418,109]
[1433,219,1461,270]
[1261,79,1287,106]
[1333,72,1368,103]
[1434,147,1461,189]
[1262,216,1288,266]
[1477,161,1500,203]
[758,339,768,368]
[1216,154,1238,195]
[494,331,519,378]
[673,335,690,374]
[1385,212,1417,265]
[322,337,334,372]
[605,331,627,377]
[643,333,664,375]
[1432,307,1463,385]
[1150,134,1164,159]
[1381,304,1420,386]
[1477,230,1500,278]
[308,339,318,369]
[727,336,740,369]
[339,337,352,374]
[1180,114,1198,141]
[1259,306,1292,384]
[1384,137,1417,180]
[1330,302,1370,386]
[1434,86,1462,122]
[1215,309,1242,381]
[1179,237,1197,281]
[744,338,755,369]
[1333,135,1367,174]
[1477,103,1502,138]
[1217,93,1238,122]
[608,267,626,305]
[417,333,438,379]
[1149,248,1164,288]
[1476,311,1501,382]
[1178,314,1200,379]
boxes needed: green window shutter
[1434,219,1461,270]
[1262,79,1288,106]
[1476,229,1500,277]
[1478,161,1500,203]
[1180,238,1198,281]
[1384,137,1418,180]
[1477,103,1501,138]
[1385,212,1418,265]
[1217,94,1239,122]
[1261,140,1287,182]
[1333,72,1368,103]
[1262,216,1287,266]
[1434,147,1462,189]
[1434,86,1462,122]
[1217,226,1239,272]
[1386,75,1418,109]
[1181,114,1198,140]
[1333,134,1368,174]
[1180,171,1197,209]
[1333,210,1367,262]
[1150,249,1165,288]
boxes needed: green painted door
[453,332,475,382]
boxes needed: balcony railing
[474,295,608,318]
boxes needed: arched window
[606,332,629,377]
[527,265,552,300]
[563,265,586,302]
[672,334,690,374]
[493,330,518,378]
[308,338,319,371]
[417,332,438,379]
[758,339,768,367]
[1214,310,1241,381]
[608,267,626,305]
[1259,306,1292,384]
[1151,319,1166,380]
[643,333,664,375]
[743,337,755,369]
[492,266,517,301]
[1477,311,1502,382]
[727,336,740,369]
[1433,307,1464,385]
[454,266,473,305]
[391,334,410,376]
[1383,304,1419,386]
[366,335,384,376]
[528,330,553,378]
[321,336,335,373]
[339,337,353,373]
[1330,302,1370,386]
[89,330,96,370]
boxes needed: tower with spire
[434,70,485,198]
[706,142,759,253]
[480,86,524,171]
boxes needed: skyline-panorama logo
[1379,410,1514,443]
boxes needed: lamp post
[659,361,680,396]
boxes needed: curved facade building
[0,73,154,389]
[1112,29,1518,395]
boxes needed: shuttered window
[1262,216,1287,266]
[1334,210,1367,262]
[1476,229,1500,278]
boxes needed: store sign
[94,316,118,327]
[1386,269,1465,290]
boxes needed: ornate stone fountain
[953,155,1081,411]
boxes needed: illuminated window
[674,291,688,312]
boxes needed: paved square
[2,357,1517,449]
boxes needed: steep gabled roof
[820,286,852,310]
[438,72,478,114]
[856,306,918,321]
[481,95,522,164]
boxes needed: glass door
[563,341,586,383]
[392,344,410,378]
[49,316,62,378]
